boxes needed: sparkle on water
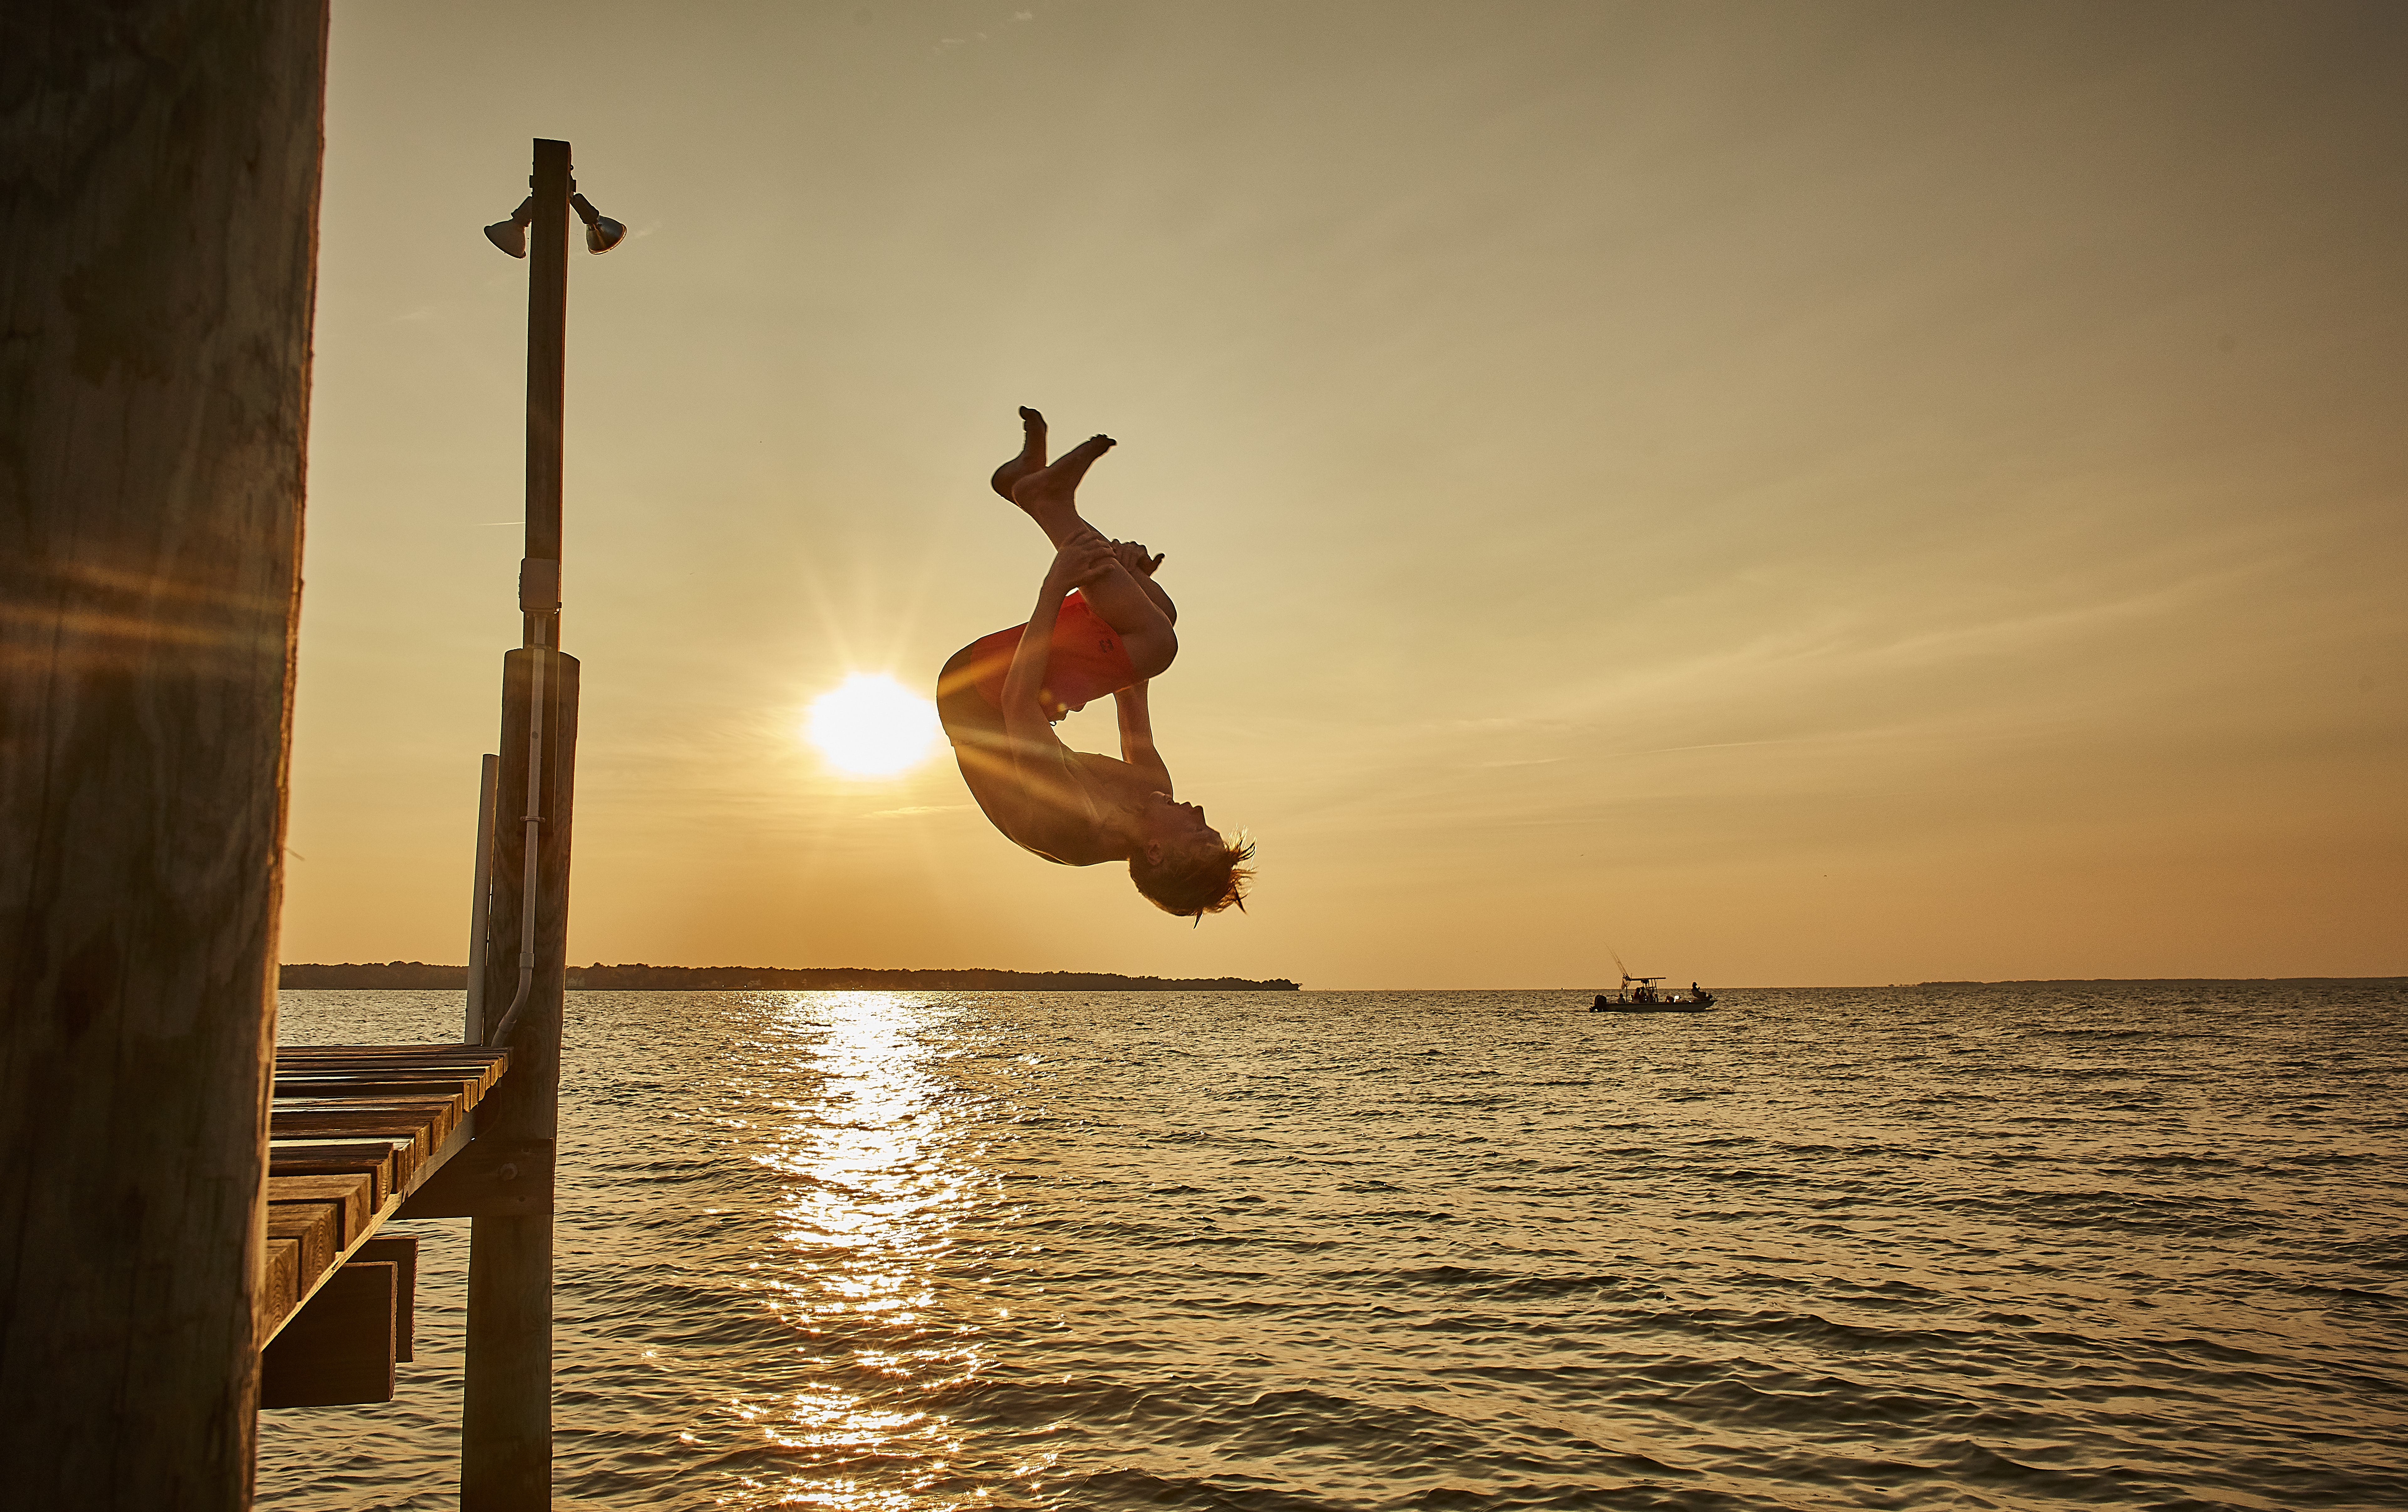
[805,674,940,777]
[744,993,979,1506]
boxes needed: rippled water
[258,984,2407,1510]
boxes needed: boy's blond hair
[1129,833,1254,920]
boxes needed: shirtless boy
[935,408,1252,918]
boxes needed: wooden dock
[7,86,586,1502]
[261,1045,509,1338]
[257,1044,514,1406]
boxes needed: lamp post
[458,136,624,1511]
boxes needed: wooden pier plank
[262,1240,303,1341]
[266,1172,377,1248]
[275,1060,498,1074]
[268,1143,398,1205]
[276,1046,508,1093]
[269,1105,456,1161]
[273,1076,484,1101]
[255,1045,512,1346]
[268,1116,434,1167]
[265,1201,342,1291]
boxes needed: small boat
[1590,974,1715,1012]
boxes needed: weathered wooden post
[457,135,598,1511]
[0,2,328,1506]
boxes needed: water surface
[259,984,2407,1509]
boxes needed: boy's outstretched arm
[1000,535,1115,750]
[1115,680,1173,794]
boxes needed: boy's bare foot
[1011,433,1115,516]
[989,406,1049,501]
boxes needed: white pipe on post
[464,753,500,1042]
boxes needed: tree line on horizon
[278,961,1301,992]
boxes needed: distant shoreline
[1906,977,2405,987]
[279,962,1301,992]
[277,966,2396,993]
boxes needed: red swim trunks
[962,591,1136,722]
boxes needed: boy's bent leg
[1076,569,1177,680]
[1112,541,1177,627]
[1116,608,1176,682]
[996,422,1169,619]
[1010,431,1117,549]
[1012,431,1178,676]
[993,410,1111,555]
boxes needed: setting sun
[805,675,940,778]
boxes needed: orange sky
[280,1,2406,987]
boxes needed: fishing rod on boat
[1607,946,1635,992]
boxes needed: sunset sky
[280,1,2405,988]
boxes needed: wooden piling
[0,3,329,1504]
[459,135,581,1512]
[461,650,578,1508]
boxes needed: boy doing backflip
[936,408,1252,918]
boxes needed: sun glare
[806,675,940,777]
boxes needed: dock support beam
[460,136,579,1512]
[0,3,328,1505]
[462,650,577,1508]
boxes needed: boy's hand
[1046,536,1118,589]
[1110,540,1165,577]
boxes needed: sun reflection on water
[724,992,989,1509]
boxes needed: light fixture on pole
[570,192,626,254]
[483,196,533,258]
[486,186,625,257]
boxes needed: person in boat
[935,407,1253,919]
